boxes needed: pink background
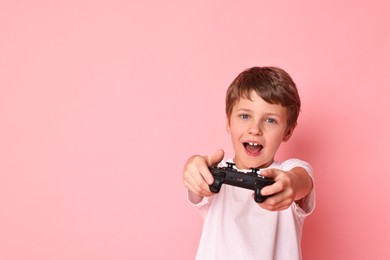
[1,1,389,259]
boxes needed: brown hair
[225,66,301,130]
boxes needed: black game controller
[209,162,275,203]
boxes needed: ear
[283,123,296,142]
[226,116,231,134]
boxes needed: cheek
[226,119,239,135]
[228,123,244,137]
[265,129,285,142]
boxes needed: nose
[248,121,262,135]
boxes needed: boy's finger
[206,149,225,166]
[261,169,279,179]
[260,169,279,196]
[198,163,214,185]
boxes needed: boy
[183,67,315,259]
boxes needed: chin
[237,157,273,170]
[235,159,261,169]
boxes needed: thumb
[207,149,224,166]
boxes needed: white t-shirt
[189,159,315,260]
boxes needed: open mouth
[243,142,263,155]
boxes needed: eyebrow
[236,108,252,113]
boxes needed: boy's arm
[289,166,313,202]
[183,149,224,204]
[259,166,313,211]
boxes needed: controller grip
[254,187,266,203]
[209,178,222,193]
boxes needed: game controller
[209,162,275,203]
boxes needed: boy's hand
[258,167,312,211]
[183,149,224,201]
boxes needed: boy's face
[226,90,294,169]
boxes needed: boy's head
[225,66,302,169]
[226,66,301,131]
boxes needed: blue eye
[265,118,277,124]
[240,114,250,120]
